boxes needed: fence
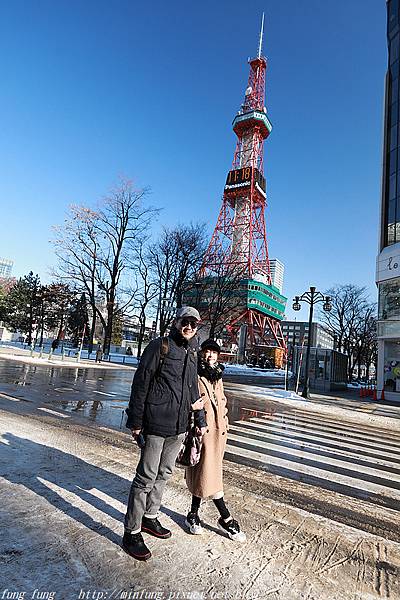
[0,341,138,366]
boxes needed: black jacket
[125,327,207,437]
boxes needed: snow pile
[223,364,291,378]
[252,387,303,401]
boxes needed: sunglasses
[180,318,199,329]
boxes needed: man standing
[123,306,206,560]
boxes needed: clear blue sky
[0,0,386,320]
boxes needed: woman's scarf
[198,357,224,383]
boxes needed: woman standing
[185,338,246,541]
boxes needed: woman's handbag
[176,415,202,467]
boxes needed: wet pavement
[3,406,399,599]
[2,355,400,597]
[0,359,132,428]
[0,358,289,429]
[2,356,400,542]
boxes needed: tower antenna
[258,12,265,58]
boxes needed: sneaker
[141,516,172,539]
[185,512,203,535]
[122,532,151,561]
[217,517,246,542]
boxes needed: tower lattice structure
[200,21,287,355]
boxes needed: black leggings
[191,495,230,520]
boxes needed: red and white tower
[200,16,287,359]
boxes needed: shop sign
[376,246,400,282]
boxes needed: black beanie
[201,338,221,353]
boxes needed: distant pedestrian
[123,306,207,561]
[185,338,246,541]
[95,345,103,363]
[51,339,58,352]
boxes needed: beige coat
[185,374,229,498]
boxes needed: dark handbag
[176,415,202,467]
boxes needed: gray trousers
[124,433,184,533]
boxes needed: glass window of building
[388,0,399,32]
[390,148,397,174]
[391,59,399,82]
[379,277,400,320]
[391,34,400,64]
[397,147,400,179]
[388,223,396,244]
[391,101,398,125]
[391,124,398,150]
[389,198,396,223]
[390,174,397,199]
[383,341,400,392]
[393,77,399,103]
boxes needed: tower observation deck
[193,17,287,361]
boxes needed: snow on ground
[1,407,399,599]
[250,387,303,401]
[223,364,292,378]
[346,382,375,389]
[0,350,135,370]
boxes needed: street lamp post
[292,286,332,399]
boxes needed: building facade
[0,258,13,278]
[281,320,335,350]
[376,0,400,399]
[269,258,284,294]
[0,260,15,341]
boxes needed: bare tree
[94,179,156,355]
[53,179,156,355]
[362,316,378,380]
[149,223,207,335]
[320,284,377,380]
[127,244,158,357]
[185,263,245,338]
[350,305,375,379]
[52,205,103,353]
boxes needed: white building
[269,258,284,293]
[0,258,13,278]
[376,1,400,401]
[281,321,335,349]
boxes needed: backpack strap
[157,336,169,375]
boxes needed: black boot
[141,516,171,539]
[122,531,151,560]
